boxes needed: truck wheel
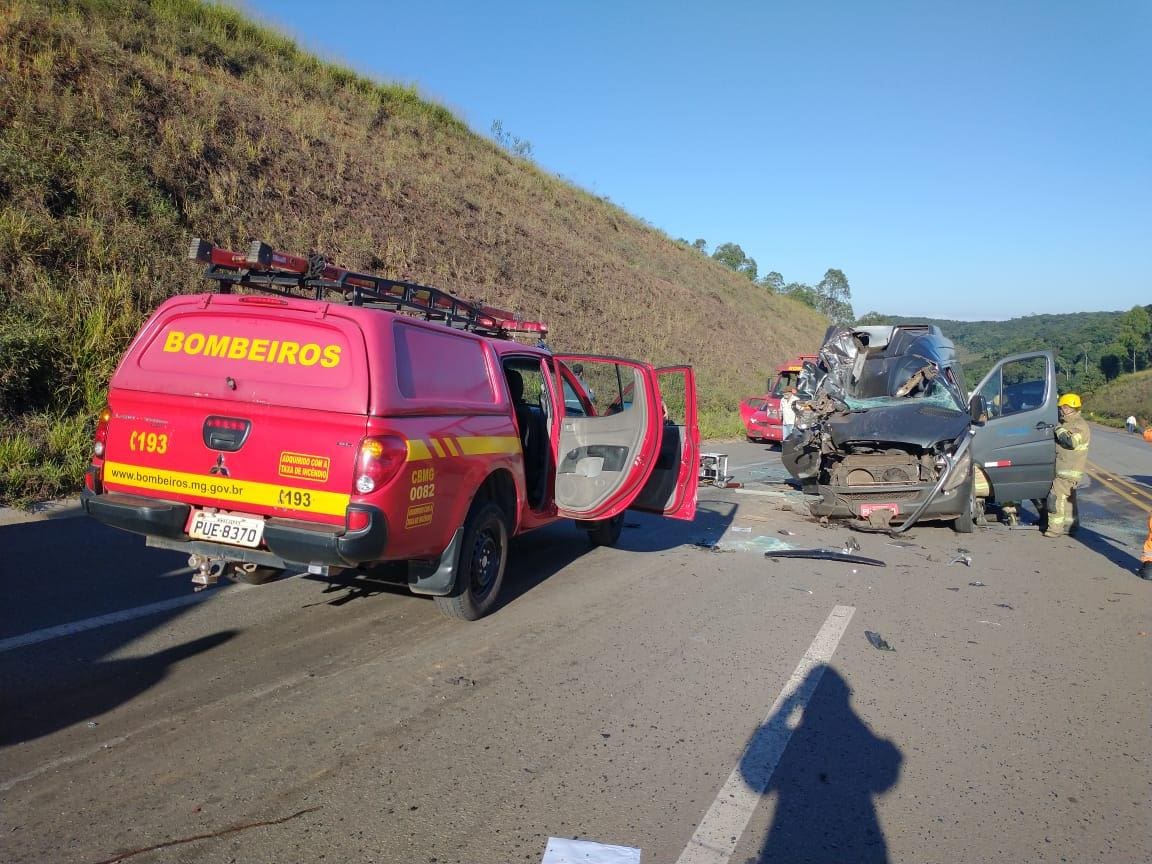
[434,501,508,621]
[585,512,625,547]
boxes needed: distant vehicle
[83,239,700,619]
[782,324,1056,533]
[739,355,817,444]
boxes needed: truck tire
[585,512,625,547]
[952,484,977,534]
[434,501,508,621]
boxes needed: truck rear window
[119,307,367,413]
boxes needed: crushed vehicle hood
[825,400,971,450]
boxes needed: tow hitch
[189,554,226,590]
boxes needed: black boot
[1141,561,1152,581]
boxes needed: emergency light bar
[188,237,548,340]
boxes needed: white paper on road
[542,837,641,864]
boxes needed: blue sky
[240,0,1150,321]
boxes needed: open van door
[626,365,699,519]
[550,355,667,521]
[970,351,1058,504]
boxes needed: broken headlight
[940,447,972,493]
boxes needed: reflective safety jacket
[1054,410,1090,478]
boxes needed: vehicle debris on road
[764,549,886,567]
[865,631,896,651]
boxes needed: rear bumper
[745,422,782,441]
[82,488,387,567]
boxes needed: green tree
[1079,365,1105,392]
[781,282,820,310]
[1118,305,1151,372]
[760,271,784,293]
[856,311,890,325]
[692,238,708,253]
[816,268,854,324]
[711,242,758,281]
[1100,343,1125,379]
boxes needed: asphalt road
[2,429,1149,864]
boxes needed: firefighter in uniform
[1044,393,1090,538]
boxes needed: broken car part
[764,549,886,567]
[865,630,896,651]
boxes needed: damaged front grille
[835,490,920,502]
[828,452,938,487]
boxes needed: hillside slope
[1086,368,1152,428]
[0,0,827,504]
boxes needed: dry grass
[0,0,827,505]
[1085,369,1152,429]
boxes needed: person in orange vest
[1141,512,1151,581]
[1143,430,1152,580]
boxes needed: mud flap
[407,527,464,596]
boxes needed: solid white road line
[0,589,229,654]
[675,604,856,864]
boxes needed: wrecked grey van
[783,324,1056,533]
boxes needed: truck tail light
[354,435,407,494]
[93,406,111,459]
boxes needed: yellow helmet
[1058,393,1081,410]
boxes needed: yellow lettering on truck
[162,330,342,368]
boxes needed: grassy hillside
[1085,369,1152,429]
[0,0,828,505]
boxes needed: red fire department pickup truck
[738,355,816,444]
[82,240,699,620]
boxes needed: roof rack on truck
[188,237,548,341]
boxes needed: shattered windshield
[842,386,964,413]
[806,328,968,413]
[771,371,800,397]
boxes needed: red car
[739,355,815,443]
[739,396,773,441]
[83,240,700,619]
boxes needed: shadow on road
[1071,525,1143,574]
[741,665,902,864]
[493,499,738,612]
[0,630,237,747]
[293,500,738,615]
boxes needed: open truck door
[550,356,696,521]
[970,350,1058,505]
[628,365,698,519]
